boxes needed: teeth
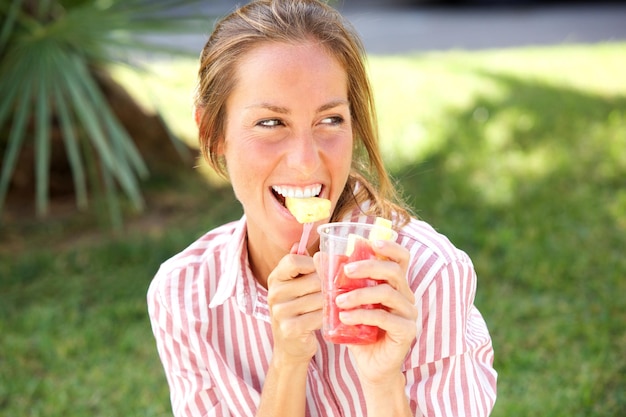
[272,184,322,198]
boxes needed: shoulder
[398,218,471,265]
[161,221,239,273]
[147,220,241,312]
[398,218,474,293]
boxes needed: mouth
[271,184,323,207]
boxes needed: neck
[245,233,282,289]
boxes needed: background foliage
[1,43,625,416]
[0,0,208,227]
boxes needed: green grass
[2,42,625,416]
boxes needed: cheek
[325,134,354,172]
[224,158,255,206]
[222,136,275,197]
[225,137,279,174]
[224,147,254,183]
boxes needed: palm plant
[0,0,210,228]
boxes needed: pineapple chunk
[346,217,394,256]
[345,233,364,256]
[368,217,394,241]
[285,196,331,223]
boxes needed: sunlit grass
[371,43,626,417]
[2,42,626,416]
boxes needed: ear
[216,138,226,156]
[193,106,203,128]
[195,106,227,157]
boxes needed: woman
[147,1,497,416]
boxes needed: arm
[147,273,237,417]
[404,260,497,416]
[330,243,497,416]
[147,248,322,417]
[360,373,413,417]
[327,239,416,417]
[148,269,315,417]
[256,356,310,417]
[258,251,323,417]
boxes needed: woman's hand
[329,239,418,385]
[266,248,323,365]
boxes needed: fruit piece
[345,233,361,257]
[336,218,393,288]
[334,238,377,290]
[368,217,394,241]
[285,196,331,224]
[348,237,377,263]
[346,218,393,256]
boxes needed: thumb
[312,251,322,273]
[290,242,302,255]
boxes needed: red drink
[318,222,397,344]
[321,238,380,344]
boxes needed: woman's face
[222,40,353,264]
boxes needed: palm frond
[101,154,123,231]
[0,0,214,226]
[53,82,88,210]
[0,0,21,53]
[59,53,145,208]
[35,63,52,217]
[0,86,32,213]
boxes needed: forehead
[228,40,348,104]
[237,40,344,76]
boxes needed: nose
[286,130,321,177]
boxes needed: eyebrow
[245,99,349,114]
[317,99,350,113]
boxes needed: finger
[335,284,418,320]
[370,239,410,268]
[343,260,415,303]
[312,251,321,272]
[271,291,323,321]
[269,253,316,284]
[290,242,310,256]
[289,273,322,298]
[268,272,322,307]
[275,308,324,339]
[339,307,417,342]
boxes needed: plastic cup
[317,222,398,344]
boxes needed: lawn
[1,42,625,416]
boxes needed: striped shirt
[147,211,497,417]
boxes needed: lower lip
[272,192,297,221]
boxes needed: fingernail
[373,239,384,248]
[335,293,347,306]
[344,264,356,275]
[339,311,352,323]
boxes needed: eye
[257,118,283,128]
[320,116,344,126]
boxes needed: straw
[296,222,314,255]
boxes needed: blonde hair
[195,0,411,227]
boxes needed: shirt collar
[208,215,248,308]
[208,215,271,321]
